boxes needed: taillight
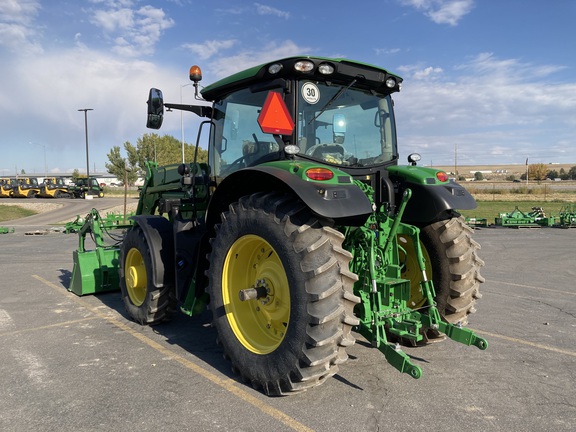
[436,171,449,182]
[305,168,334,181]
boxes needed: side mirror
[146,88,164,129]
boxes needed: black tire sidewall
[208,200,310,383]
[419,223,452,314]
[119,227,156,324]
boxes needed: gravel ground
[0,201,64,213]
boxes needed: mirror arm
[164,103,212,118]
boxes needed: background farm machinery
[466,204,576,228]
[0,176,105,199]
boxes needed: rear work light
[318,63,334,75]
[268,63,283,74]
[306,168,334,181]
[294,60,314,72]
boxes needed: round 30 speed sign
[301,82,320,104]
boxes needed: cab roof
[200,56,403,101]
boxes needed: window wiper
[308,78,357,125]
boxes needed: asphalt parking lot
[1,205,575,431]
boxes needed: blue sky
[1,0,575,176]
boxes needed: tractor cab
[148,57,404,211]
[205,63,400,179]
[198,58,402,185]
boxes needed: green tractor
[72,56,486,395]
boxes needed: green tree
[135,133,209,168]
[105,145,139,185]
[547,169,558,180]
[106,133,209,185]
[528,163,547,182]
[135,133,182,168]
[569,166,576,180]
[474,171,483,181]
[71,169,80,183]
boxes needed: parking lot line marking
[492,280,576,296]
[0,317,99,338]
[33,275,315,432]
[473,329,576,357]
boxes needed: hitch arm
[419,314,488,350]
[379,343,422,379]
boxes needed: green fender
[206,161,373,227]
[388,165,476,223]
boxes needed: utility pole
[78,108,94,180]
[454,143,458,177]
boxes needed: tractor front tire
[207,192,359,396]
[119,226,174,325]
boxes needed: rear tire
[207,192,359,395]
[401,215,484,329]
[420,215,484,325]
[119,226,174,325]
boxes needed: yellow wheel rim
[223,235,290,354]
[125,248,147,306]
[398,234,432,310]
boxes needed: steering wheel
[220,155,245,176]
[308,143,344,157]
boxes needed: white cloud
[456,52,567,83]
[399,0,474,26]
[204,40,310,80]
[182,39,238,60]
[0,46,185,172]
[91,7,132,32]
[0,0,40,23]
[254,3,290,19]
[394,54,576,164]
[398,64,444,80]
[0,0,42,54]
[90,4,174,56]
[375,48,401,56]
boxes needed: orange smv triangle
[257,92,295,135]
